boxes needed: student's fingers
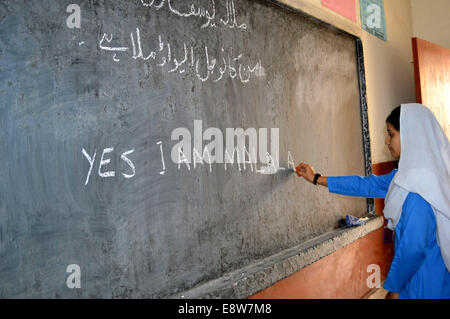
[296,163,309,174]
[296,163,316,182]
[295,163,309,178]
[295,164,304,176]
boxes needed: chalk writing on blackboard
[98,29,264,84]
[82,140,295,184]
[172,147,295,175]
[82,147,136,185]
[168,121,297,174]
[170,121,279,165]
[140,0,247,30]
[157,141,166,175]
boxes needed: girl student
[296,103,450,299]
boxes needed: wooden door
[412,37,450,136]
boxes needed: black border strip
[356,38,375,215]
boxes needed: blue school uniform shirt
[328,169,450,299]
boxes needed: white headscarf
[383,103,450,272]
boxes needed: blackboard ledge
[170,215,384,299]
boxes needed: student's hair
[386,105,401,131]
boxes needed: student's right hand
[295,163,316,183]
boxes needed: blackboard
[0,0,371,298]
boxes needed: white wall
[362,0,415,163]
[411,0,450,49]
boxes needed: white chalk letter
[287,151,295,171]
[157,141,166,175]
[99,147,115,178]
[121,148,135,178]
[82,148,96,186]
[178,147,191,170]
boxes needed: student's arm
[296,163,395,198]
[327,174,393,198]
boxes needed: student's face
[385,123,401,158]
